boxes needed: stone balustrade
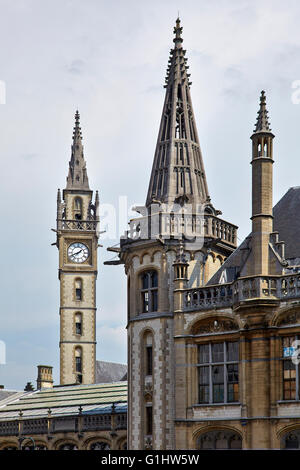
[124,212,237,247]
[0,412,127,436]
[183,274,300,312]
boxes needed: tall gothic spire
[146,18,210,209]
[253,91,272,134]
[66,110,90,190]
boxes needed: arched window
[89,442,110,450]
[75,347,82,383]
[74,197,82,220]
[143,332,153,376]
[75,278,82,301]
[140,270,158,313]
[282,429,300,449]
[197,430,242,450]
[59,443,78,450]
[75,313,82,336]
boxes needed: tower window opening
[140,270,158,313]
[75,279,82,301]
[75,347,83,382]
[74,197,82,220]
[75,313,82,336]
[146,345,153,376]
[146,406,153,435]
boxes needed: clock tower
[56,111,99,385]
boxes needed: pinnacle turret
[253,91,272,134]
[66,110,90,190]
[146,19,211,210]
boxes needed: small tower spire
[253,90,272,134]
[250,91,275,275]
[66,110,90,190]
[146,18,211,210]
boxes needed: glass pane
[212,365,224,384]
[146,346,153,375]
[198,345,209,364]
[212,343,224,363]
[151,271,158,288]
[199,385,209,404]
[227,342,239,362]
[76,323,82,335]
[283,336,297,358]
[227,383,239,402]
[142,273,149,290]
[142,292,149,312]
[76,357,82,372]
[76,288,82,300]
[213,384,224,403]
[199,366,209,384]
[152,291,158,312]
[227,364,239,382]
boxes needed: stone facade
[110,19,300,450]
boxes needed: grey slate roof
[273,186,300,260]
[95,361,127,384]
[208,186,300,285]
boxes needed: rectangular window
[76,357,82,373]
[142,292,149,313]
[76,322,82,335]
[75,288,82,301]
[282,336,298,400]
[198,341,239,404]
[146,346,153,376]
[146,406,152,435]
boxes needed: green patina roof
[0,382,127,420]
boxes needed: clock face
[68,242,89,263]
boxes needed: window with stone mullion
[198,341,239,405]
[282,335,299,401]
[141,271,158,313]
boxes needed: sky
[1,0,300,389]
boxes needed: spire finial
[253,90,272,133]
[173,17,183,47]
[66,110,90,190]
[73,109,82,142]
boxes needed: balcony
[183,274,300,312]
[122,212,237,248]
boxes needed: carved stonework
[144,436,152,450]
[144,383,153,401]
[278,311,300,327]
[194,319,239,335]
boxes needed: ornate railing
[57,219,98,231]
[0,412,122,436]
[23,418,48,434]
[123,213,237,247]
[115,413,127,429]
[0,420,18,436]
[183,274,300,312]
[82,414,111,431]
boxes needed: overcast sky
[1,0,300,389]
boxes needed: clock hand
[73,248,82,255]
